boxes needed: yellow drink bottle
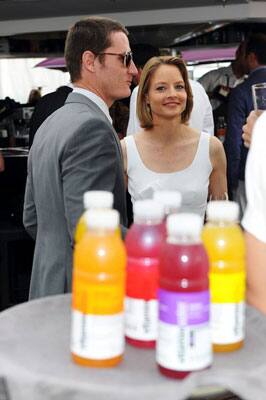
[202,201,246,352]
[75,190,113,243]
[71,209,126,367]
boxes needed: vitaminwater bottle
[157,213,212,379]
[75,190,113,243]
[153,190,182,234]
[202,201,245,352]
[125,200,165,348]
[71,209,126,367]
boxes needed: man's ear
[82,50,96,73]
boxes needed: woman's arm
[245,231,266,314]
[208,136,228,200]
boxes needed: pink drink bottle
[157,213,212,379]
[125,200,165,348]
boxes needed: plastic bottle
[153,190,182,234]
[125,199,165,348]
[202,201,245,352]
[75,190,114,243]
[71,209,126,367]
[157,213,212,379]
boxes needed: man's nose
[129,61,138,76]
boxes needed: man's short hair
[64,16,128,82]
[130,43,160,69]
[245,33,266,65]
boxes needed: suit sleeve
[23,155,37,239]
[61,118,118,243]
[224,86,246,193]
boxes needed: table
[0,294,265,400]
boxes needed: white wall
[0,58,69,103]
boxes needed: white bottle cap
[206,201,239,222]
[83,191,113,210]
[84,209,119,230]
[153,190,182,212]
[133,200,164,222]
[167,213,203,238]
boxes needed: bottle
[216,116,227,143]
[157,213,212,379]
[153,190,182,234]
[71,209,126,367]
[74,190,114,243]
[125,200,165,348]
[202,201,245,352]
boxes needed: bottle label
[210,271,246,344]
[157,289,212,371]
[210,272,245,303]
[211,302,245,344]
[71,310,124,359]
[125,297,158,340]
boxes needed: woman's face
[146,64,187,122]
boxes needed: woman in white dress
[121,56,227,220]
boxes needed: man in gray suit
[23,17,137,299]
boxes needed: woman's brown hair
[137,56,193,129]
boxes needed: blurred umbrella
[34,57,66,71]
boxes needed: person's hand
[242,110,263,148]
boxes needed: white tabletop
[0,294,265,400]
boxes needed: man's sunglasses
[97,51,133,68]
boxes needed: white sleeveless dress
[124,132,212,221]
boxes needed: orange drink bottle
[74,190,114,243]
[202,201,246,352]
[71,209,126,367]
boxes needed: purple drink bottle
[157,213,212,379]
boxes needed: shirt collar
[72,87,112,125]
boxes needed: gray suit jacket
[23,93,127,299]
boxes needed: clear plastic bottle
[71,209,126,367]
[153,190,182,233]
[125,200,165,348]
[202,201,246,352]
[157,213,212,379]
[74,190,114,243]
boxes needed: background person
[242,111,266,314]
[121,56,227,221]
[23,16,137,299]
[0,152,4,172]
[224,33,266,218]
[28,84,73,148]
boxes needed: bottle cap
[83,191,113,210]
[133,200,164,222]
[206,201,239,222]
[167,213,202,237]
[84,209,119,230]
[153,190,182,214]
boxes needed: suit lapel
[65,93,123,161]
